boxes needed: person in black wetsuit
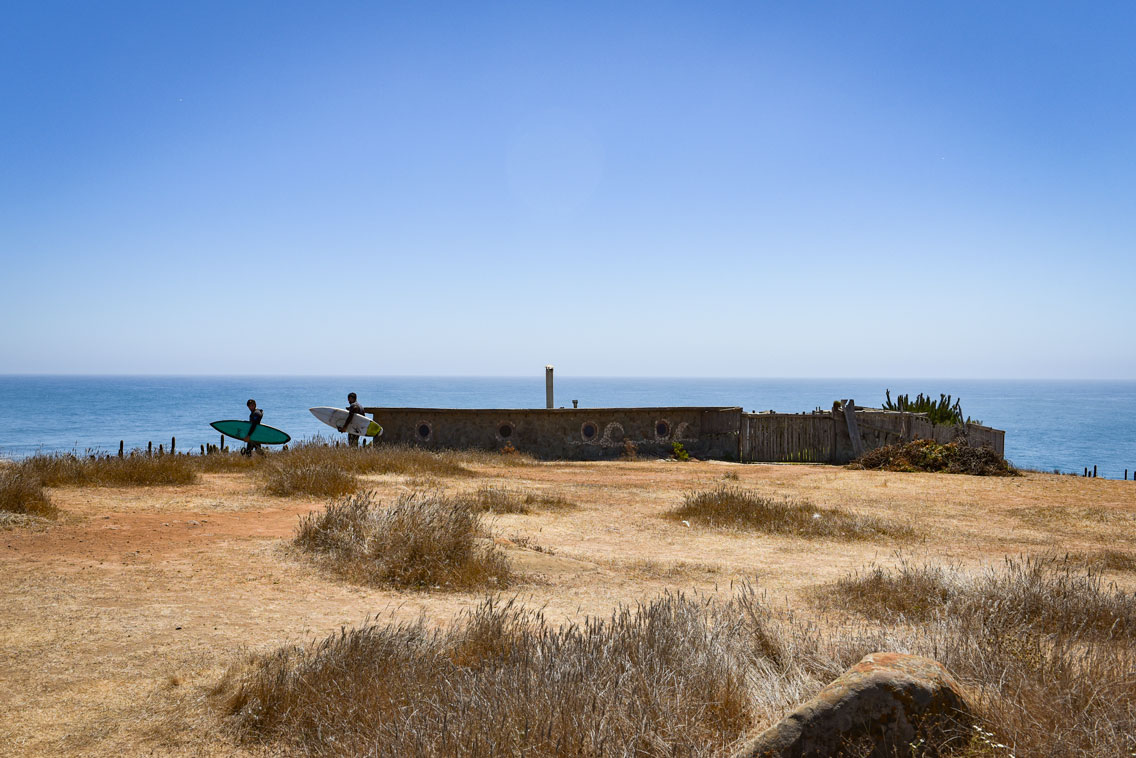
[339,392,364,447]
[242,398,264,456]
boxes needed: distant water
[0,376,1133,478]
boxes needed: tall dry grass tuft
[263,461,358,498]
[19,451,200,487]
[817,555,1136,757]
[0,467,58,518]
[458,485,577,514]
[670,485,914,541]
[217,589,835,757]
[294,490,510,590]
[819,555,1136,638]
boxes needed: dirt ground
[3,460,1135,757]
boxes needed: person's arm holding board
[338,392,362,433]
[244,399,262,441]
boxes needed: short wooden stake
[148,441,152,456]
[118,440,124,458]
[158,444,164,455]
[1093,465,1098,478]
[171,437,176,455]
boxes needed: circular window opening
[655,420,671,439]
[581,422,598,441]
[417,423,432,440]
[497,423,514,439]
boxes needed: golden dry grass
[0,466,58,518]
[1,461,1134,757]
[20,451,200,487]
[458,484,578,514]
[293,490,510,590]
[668,484,915,541]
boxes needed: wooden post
[171,437,176,455]
[1093,465,1097,478]
[158,444,163,456]
[843,400,865,458]
[118,440,124,458]
[147,441,152,456]
[545,365,554,409]
[1084,467,1088,477]
[220,433,225,451]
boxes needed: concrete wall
[365,405,1005,464]
[365,406,743,461]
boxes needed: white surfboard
[309,407,383,437]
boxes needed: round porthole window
[655,420,671,439]
[416,422,432,441]
[581,421,598,441]
[496,422,514,440]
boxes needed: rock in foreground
[734,652,973,758]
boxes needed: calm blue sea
[0,376,1133,478]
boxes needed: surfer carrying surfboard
[242,399,264,456]
[340,393,364,447]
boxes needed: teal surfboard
[210,420,291,445]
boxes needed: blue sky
[2,1,1134,378]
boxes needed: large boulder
[733,652,973,758]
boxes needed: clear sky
[2,1,1134,378]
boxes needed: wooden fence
[739,405,1005,464]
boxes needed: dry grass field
[2,452,1135,756]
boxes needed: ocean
[0,376,1133,478]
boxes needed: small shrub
[852,439,1016,476]
[818,555,1136,639]
[621,438,638,461]
[671,441,690,461]
[263,462,358,498]
[1070,549,1136,573]
[294,490,509,590]
[459,485,530,514]
[459,485,577,514]
[0,467,57,518]
[814,560,960,622]
[500,441,518,456]
[669,485,914,541]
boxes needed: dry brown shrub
[1070,549,1136,573]
[815,556,1136,757]
[217,589,806,757]
[669,485,914,541]
[459,485,577,514]
[263,462,359,498]
[294,490,509,590]
[819,555,1136,639]
[0,467,58,518]
[19,451,199,487]
[851,440,1016,476]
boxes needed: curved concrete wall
[364,407,743,461]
